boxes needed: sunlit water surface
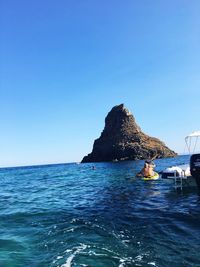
[0,155,200,267]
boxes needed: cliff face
[81,104,177,163]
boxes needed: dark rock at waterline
[81,104,177,163]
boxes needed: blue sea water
[0,155,200,267]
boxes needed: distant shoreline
[0,154,191,170]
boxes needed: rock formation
[81,104,177,163]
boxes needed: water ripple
[0,156,200,266]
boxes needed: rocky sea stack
[82,104,177,163]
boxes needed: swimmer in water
[137,160,156,177]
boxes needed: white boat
[161,131,200,189]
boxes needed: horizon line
[0,153,191,170]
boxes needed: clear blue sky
[0,0,200,167]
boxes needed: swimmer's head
[145,160,156,167]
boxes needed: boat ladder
[168,171,186,190]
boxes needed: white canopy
[185,131,200,139]
[185,131,200,153]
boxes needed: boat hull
[162,175,197,188]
